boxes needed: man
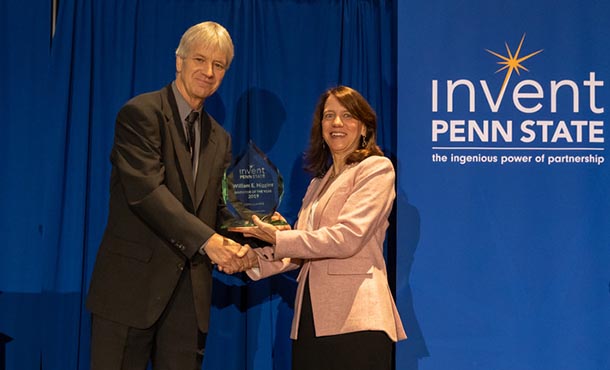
[86,21,254,370]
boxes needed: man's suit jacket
[249,156,407,342]
[86,84,231,332]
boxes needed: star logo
[486,34,543,99]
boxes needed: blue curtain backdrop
[0,1,396,370]
[396,1,610,370]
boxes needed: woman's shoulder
[357,155,394,171]
[351,156,395,186]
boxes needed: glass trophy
[221,140,287,228]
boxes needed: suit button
[179,244,186,251]
[177,263,184,271]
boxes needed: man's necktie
[185,110,199,160]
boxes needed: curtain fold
[0,1,52,370]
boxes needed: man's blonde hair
[175,21,234,69]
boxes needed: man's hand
[217,246,259,274]
[204,233,250,273]
[241,247,259,270]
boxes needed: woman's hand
[266,212,291,230]
[228,212,291,244]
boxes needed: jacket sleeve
[245,246,302,280]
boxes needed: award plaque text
[221,141,287,228]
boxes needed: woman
[232,85,406,370]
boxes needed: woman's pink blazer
[248,155,407,342]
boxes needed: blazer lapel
[310,166,355,230]
[295,178,321,232]
[164,85,196,205]
[311,172,338,230]
[193,111,218,210]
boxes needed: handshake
[204,213,291,274]
[202,233,258,274]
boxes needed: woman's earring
[361,135,367,148]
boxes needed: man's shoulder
[117,84,173,117]
[125,85,169,107]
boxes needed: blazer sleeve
[274,156,396,260]
[245,246,302,280]
[111,99,215,258]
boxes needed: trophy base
[220,218,288,229]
